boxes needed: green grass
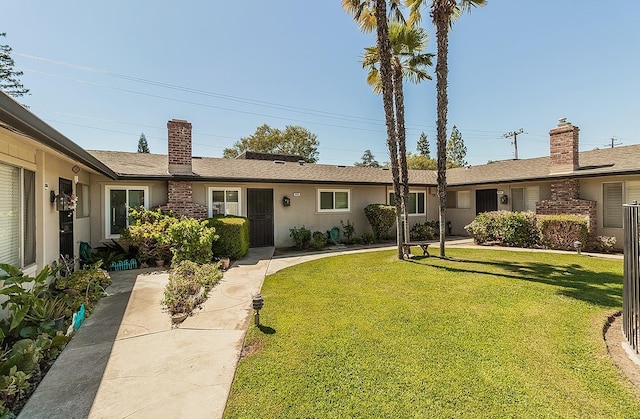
[225,248,640,418]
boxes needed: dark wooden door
[247,188,274,247]
[59,178,74,259]
[476,189,498,215]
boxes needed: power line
[503,128,524,159]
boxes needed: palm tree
[343,0,406,259]
[362,22,433,245]
[405,0,486,257]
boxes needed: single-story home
[2,90,639,274]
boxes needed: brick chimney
[161,119,208,219]
[549,118,579,174]
[167,119,192,175]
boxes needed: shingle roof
[88,143,640,186]
[447,144,640,186]
[87,150,438,185]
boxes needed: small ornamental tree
[364,204,396,241]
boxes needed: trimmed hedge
[465,211,591,251]
[364,204,396,240]
[538,214,588,251]
[208,216,250,260]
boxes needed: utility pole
[605,137,621,148]
[503,128,524,159]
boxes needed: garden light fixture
[252,294,264,326]
[573,240,582,255]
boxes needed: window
[0,162,35,268]
[209,188,241,216]
[511,186,539,212]
[388,191,426,215]
[76,183,90,218]
[603,182,623,228]
[457,191,471,209]
[105,186,148,237]
[627,181,640,204]
[445,190,470,209]
[318,189,350,212]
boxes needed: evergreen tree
[355,149,381,167]
[137,133,150,153]
[0,33,29,97]
[416,132,430,157]
[446,125,467,167]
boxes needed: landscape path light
[252,294,264,326]
[573,240,582,255]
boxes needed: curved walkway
[18,240,626,418]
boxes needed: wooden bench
[402,242,431,258]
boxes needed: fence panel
[623,203,640,353]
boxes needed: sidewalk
[18,247,274,419]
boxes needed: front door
[476,189,498,215]
[59,178,74,259]
[247,188,274,247]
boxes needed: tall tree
[0,33,29,98]
[362,21,434,246]
[406,151,437,169]
[223,124,319,163]
[137,133,150,153]
[417,131,430,157]
[344,0,405,259]
[355,149,381,167]
[406,0,486,257]
[446,125,467,167]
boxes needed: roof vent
[337,165,346,168]
[382,167,389,171]
[298,160,305,166]
[274,160,285,164]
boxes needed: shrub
[120,207,176,265]
[465,211,538,247]
[340,220,356,244]
[465,211,502,244]
[498,212,538,247]
[364,204,396,240]
[311,231,328,250]
[161,260,222,316]
[168,217,218,264]
[360,232,376,245]
[208,216,249,259]
[538,214,589,250]
[409,223,435,241]
[590,235,617,253]
[290,226,312,249]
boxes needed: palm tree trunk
[393,62,411,247]
[433,0,454,258]
[374,0,403,260]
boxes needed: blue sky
[4,1,639,166]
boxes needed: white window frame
[317,189,351,212]
[0,162,35,270]
[603,182,623,229]
[388,190,426,215]
[104,186,149,239]
[208,187,242,217]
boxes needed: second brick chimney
[168,119,193,175]
[549,118,579,174]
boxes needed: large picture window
[209,188,241,217]
[318,189,350,212]
[0,162,35,269]
[389,191,426,215]
[105,186,148,237]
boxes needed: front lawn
[225,248,640,418]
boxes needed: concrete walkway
[19,247,274,419]
[18,240,622,418]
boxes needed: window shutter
[603,183,623,228]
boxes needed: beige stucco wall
[0,128,95,273]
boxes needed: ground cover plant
[226,248,640,418]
